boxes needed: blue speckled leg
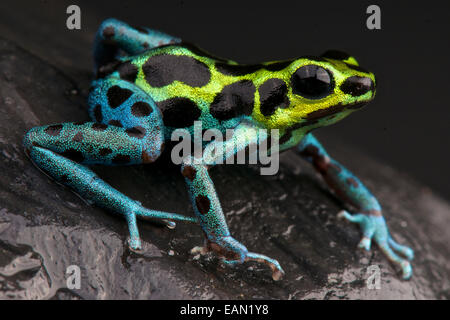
[297,133,414,279]
[181,121,284,280]
[23,78,196,250]
[94,18,181,70]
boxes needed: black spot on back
[215,63,262,76]
[44,124,63,136]
[210,80,256,121]
[156,97,202,128]
[259,78,290,117]
[143,54,210,88]
[117,61,139,83]
[215,60,293,76]
[107,85,133,109]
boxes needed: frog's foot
[204,236,284,281]
[134,204,198,229]
[338,210,414,280]
[125,206,198,251]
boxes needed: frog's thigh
[94,18,181,68]
[86,77,165,164]
[25,80,163,166]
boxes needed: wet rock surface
[0,38,449,299]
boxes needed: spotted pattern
[215,60,292,76]
[131,101,152,117]
[156,97,201,128]
[142,54,211,88]
[195,195,211,215]
[107,85,133,109]
[210,80,255,120]
[258,78,290,116]
[125,126,146,139]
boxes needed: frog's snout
[340,76,375,97]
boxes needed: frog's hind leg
[23,78,196,249]
[94,18,181,70]
[181,121,284,280]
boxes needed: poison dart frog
[23,18,414,280]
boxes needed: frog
[23,18,414,281]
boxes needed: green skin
[23,18,414,281]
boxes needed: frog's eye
[321,50,359,67]
[291,65,334,99]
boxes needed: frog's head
[256,50,376,130]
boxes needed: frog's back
[97,43,292,135]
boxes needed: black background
[0,0,448,199]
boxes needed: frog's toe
[358,236,372,251]
[245,252,285,281]
[338,210,362,223]
[388,237,414,261]
[377,240,413,280]
[128,237,142,251]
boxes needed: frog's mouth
[305,101,368,121]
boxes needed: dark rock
[0,38,449,299]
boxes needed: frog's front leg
[181,121,284,280]
[94,18,181,70]
[23,78,196,250]
[297,133,414,279]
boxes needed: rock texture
[0,38,449,299]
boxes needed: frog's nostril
[340,76,374,97]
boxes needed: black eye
[291,65,334,99]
